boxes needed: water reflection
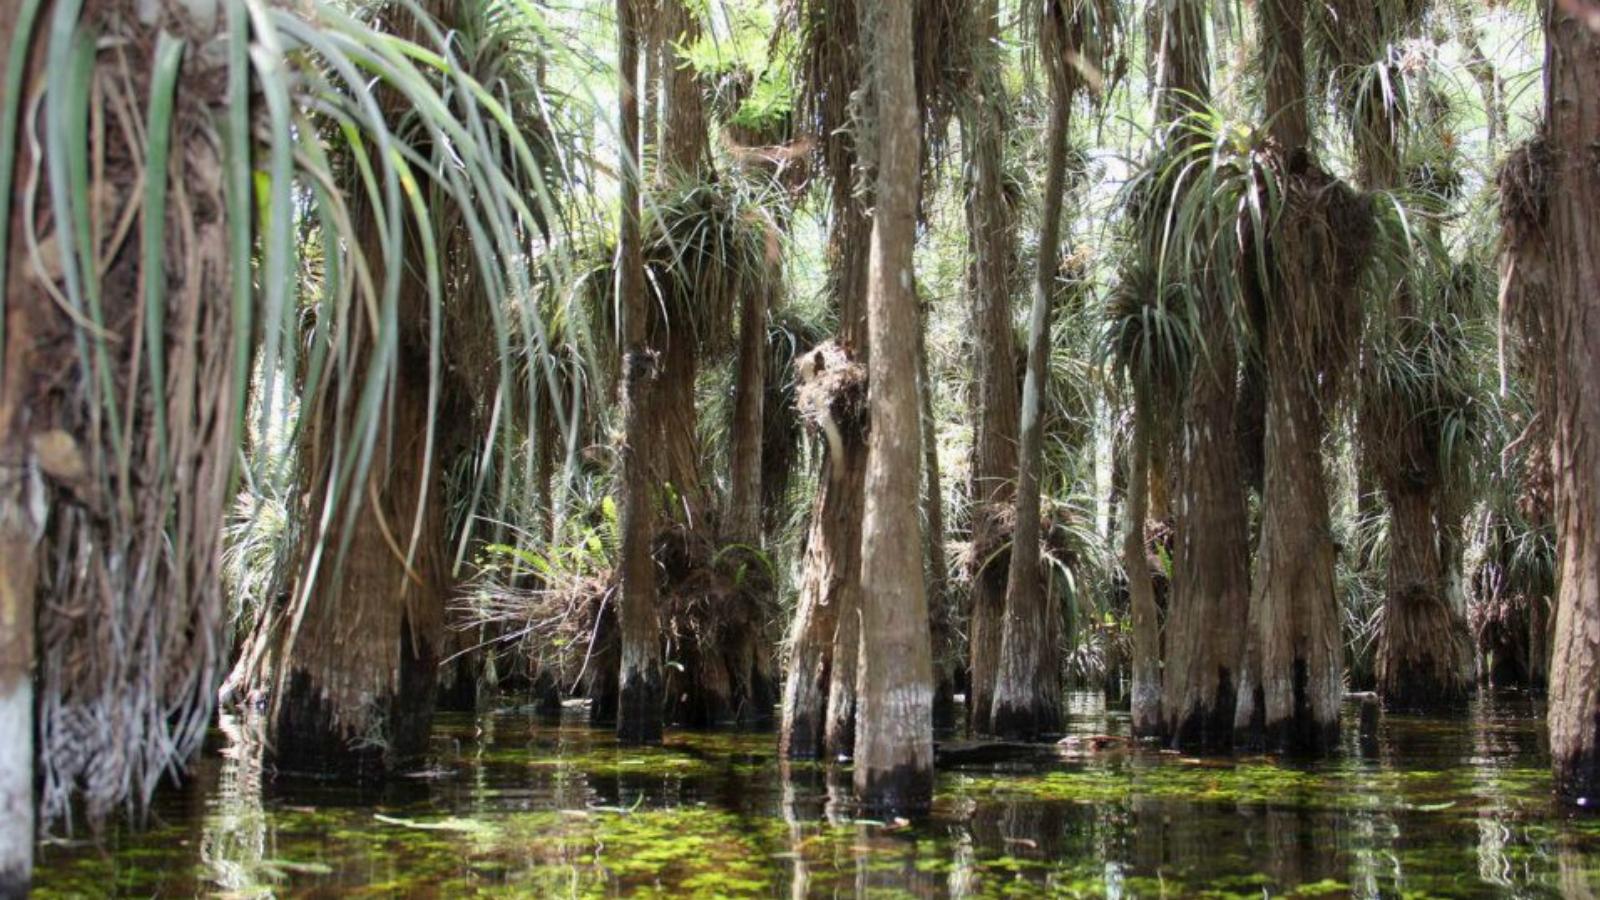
[29,692,1600,897]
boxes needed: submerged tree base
[271,646,437,781]
[617,670,664,745]
[854,761,934,817]
[1167,669,1238,753]
[1236,660,1341,755]
[990,699,1063,743]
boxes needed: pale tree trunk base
[0,682,31,899]
[1,459,43,892]
[1235,660,1341,754]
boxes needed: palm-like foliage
[5,0,575,830]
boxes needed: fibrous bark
[1149,0,1253,751]
[960,0,1021,736]
[615,0,664,745]
[1233,0,1369,754]
[1126,409,1162,737]
[780,199,870,760]
[991,13,1074,740]
[1539,0,1600,805]
[854,0,934,813]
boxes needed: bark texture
[991,37,1072,741]
[0,4,38,880]
[854,0,934,813]
[960,0,1021,736]
[616,0,664,745]
[726,278,769,544]
[0,150,40,900]
[779,197,870,760]
[268,350,447,777]
[1341,8,1473,711]
[1154,0,1252,752]
[1232,0,1368,754]
[1126,411,1162,737]
[1376,484,1471,708]
[1541,0,1600,805]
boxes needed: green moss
[29,706,1600,897]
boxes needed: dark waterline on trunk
[28,691,1600,898]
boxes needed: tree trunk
[268,90,452,777]
[1234,366,1344,753]
[650,0,710,530]
[1126,409,1162,737]
[1231,0,1361,755]
[1342,10,1473,711]
[0,3,38,878]
[654,336,704,524]
[1542,0,1600,805]
[1164,323,1251,748]
[727,280,768,544]
[615,0,664,745]
[1150,0,1252,752]
[1377,483,1471,707]
[919,302,957,726]
[991,56,1071,742]
[960,0,1020,736]
[854,0,933,812]
[780,196,870,760]
[0,192,40,900]
[270,358,446,776]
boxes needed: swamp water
[30,692,1600,897]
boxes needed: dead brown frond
[793,339,868,445]
[21,1,238,831]
[458,526,780,726]
[1269,155,1375,403]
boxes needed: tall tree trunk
[991,48,1071,741]
[1236,377,1344,752]
[651,0,710,528]
[823,208,872,759]
[0,3,38,879]
[1377,482,1470,706]
[270,357,446,776]
[615,0,664,745]
[727,280,768,543]
[854,0,933,812]
[1152,0,1251,752]
[780,197,870,759]
[0,169,40,900]
[1343,17,1472,710]
[1231,0,1365,754]
[919,302,957,725]
[1126,408,1162,736]
[1542,0,1600,805]
[961,0,1021,736]
[268,23,456,772]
